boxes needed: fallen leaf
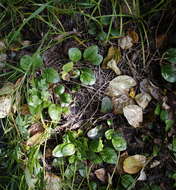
[137,170,147,181]
[0,95,12,118]
[127,31,139,43]
[45,172,62,190]
[112,94,134,114]
[26,132,44,146]
[106,75,137,97]
[28,123,44,136]
[102,46,121,69]
[140,79,161,101]
[117,152,128,174]
[94,168,107,183]
[21,104,30,115]
[135,93,152,109]
[0,82,15,96]
[119,36,133,49]
[123,155,146,174]
[150,160,160,168]
[107,59,121,75]
[123,105,143,128]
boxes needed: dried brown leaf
[94,168,107,183]
[102,46,121,69]
[123,105,143,128]
[119,36,133,50]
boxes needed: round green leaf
[105,129,114,140]
[87,126,100,139]
[48,104,62,122]
[88,152,103,164]
[62,62,74,73]
[60,93,72,105]
[89,139,104,153]
[80,68,96,85]
[161,64,176,83]
[83,45,98,60]
[100,147,118,164]
[121,174,135,189]
[20,55,32,71]
[68,48,82,62]
[52,144,64,157]
[112,135,127,151]
[165,48,176,63]
[44,68,60,83]
[55,85,65,95]
[91,54,103,66]
[62,143,76,156]
[101,96,112,113]
[32,54,43,69]
[96,31,107,41]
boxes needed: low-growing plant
[61,45,103,85]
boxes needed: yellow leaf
[123,155,146,174]
[102,46,121,69]
[129,88,136,98]
[26,132,44,146]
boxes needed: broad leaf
[89,139,104,153]
[105,129,114,140]
[62,62,74,73]
[90,54,103,65]
[80,68,96,85]
[20,55,32,71]
[112,135,127,151]
[62,143,76,156]
[165,48,176,63]
[55,85,65,95]
[83,45,98,60]
[60,93,72,106]
[68,48,82,62]
[100,147,118,164]
[48,104,62,122]
[52,144,64,157]
[44,68,60,83]
[32,54,43,69]
[161,64,176,83]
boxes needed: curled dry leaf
[0,82,15,96]
[106,75,137,97]
[21,104,30,115]
[123,155,146,174]
[94,168,107,183]
[112,94,134,114]
[150,160,160,169]
[28,123,44,136]
[45,172,62,190]
[123,105,143,128]
[26,132,44,146]
[135,93,152,109]
[102,46,121,69]
[117,151,128,174]
[119,35,133,50]
[0,95,12,118]
[140,79,161,101]
[107,59,121,75]
[127,31,139,43]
